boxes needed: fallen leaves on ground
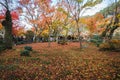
[0,42,120,80]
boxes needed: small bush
[0,45,6,53]
[16,41,25,45]
[90,35,103,47]
[0,40,6,52]
[109,39,120,49]
[0,40,3,44]
[99,39,120,51]
[24,46,32,51]
[99,43,110,50]
[20,50,30,56]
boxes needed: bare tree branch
[0,1,8,9]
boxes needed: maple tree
[85,13,104,35]
[0,11,24,37]
[12,22,25,37]
[19,0,40,42]
[0,0,120,79]
[40,0,55,47]
[19,0,53,43]
[56,1,71,42]
[66,0,103,48]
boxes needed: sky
[0,0,114,16]
[0,0,114,29]
[51,0,114,16]
[82,0,113,16]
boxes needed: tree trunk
[101,17,113,38]
[33,34,37,42]
[108,0,119,39]
[2,10,13,49]
[65,30,68,42]
[48,26,51,47]
[101,26,110,37]
[77,22,82,49]
[108,26,118,39]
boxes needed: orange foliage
[85,13,104,34]
[12,26,25,36]
[0,23,3,30]
[19,0,30,5]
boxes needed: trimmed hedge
[20,50,30,56]
[24,46,32,51]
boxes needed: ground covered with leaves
[0,42,120,80]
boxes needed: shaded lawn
[0,42,120,80]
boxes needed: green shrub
[0,45,6,53]
[0,40,3,44]
[0,40,6,52]
[90,35,103,47]
[20,50,30,56]
[24,46,32,51]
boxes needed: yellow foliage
[99,43,110,49]
[110,39,120,49]
[117,14,120,18]
[117,23,120,26]
[110,39,120,44]
[99,39,120,50]
[41,30,49,37]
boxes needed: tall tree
[0,0,13,49]
[57,1,71,42]
[19,0,41,42]
[40,0,55,47]
[66,0,103,48]
[0,0,20,49]
[19,0,52,42]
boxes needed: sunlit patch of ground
[0,42,120,80]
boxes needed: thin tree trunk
[65,30,68,42]
[48,26,51,47]
[77,22,82,49]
